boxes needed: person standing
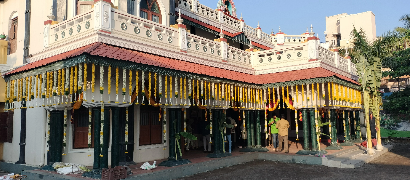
[225,117,237,153]
[268,115,280,151]
[201,119,211,152]
[276,114,290,153]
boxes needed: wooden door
[73,107,92,148]
[0,112,8,142]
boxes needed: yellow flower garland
[169,76,172,98]
[116,67,119,95]
[91,64,95,93]
[129,70,133,96]
[135,70,138,103]
[165,75,167,100]
[108,66,111,95]
[184,77,187,101]
[74,65,78,93]
[70,66,74,95]
[301,84,304,107]
[83,64,87,91]
[179,77,182,100]
[148,72,151,105]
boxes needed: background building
[325,11,376,48]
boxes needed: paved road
[179,143,410,180]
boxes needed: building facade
[1,0,363,169]
[325,11,376,48]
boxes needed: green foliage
[316,116,330,137]
[381,128,410,138]
[383,87,410,116]
[380,114,401,130]
[382,48,410,79]
[179,131,197,140]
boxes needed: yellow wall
[0,77,5,102]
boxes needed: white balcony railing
[39,1,358,81]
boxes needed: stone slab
[0,162,38,174]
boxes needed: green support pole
[355,111,361,142]
[255,111,268,152]
[340,110,353,146]
[302,109,309,150]
[310,109,317,151]
[246,111,251,148]
[159,109,191,166]
[256,110,261,148]
[101,108,110,169]
[208,109,231,157]
[111,107,119,168]
[326,109,342,150]
[176,109,182,160]
[345,110,351,141]
[250,111,255,147]
[93,108,101,169]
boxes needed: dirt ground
[179,143,410,180]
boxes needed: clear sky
[200,0,409,42]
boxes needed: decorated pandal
[4,61,363,151]
[4,63,363,111]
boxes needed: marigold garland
[116,67,119,101]
[108,66,111,95]
[74,65,78,94]
[301,84,304,107]
[129,70,133,96]
[70,66,74,95]
[91,64,95,93]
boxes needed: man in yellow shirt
[276,114,290,153]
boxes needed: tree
[350,27,383,154]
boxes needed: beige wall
[326,11,376,48]
[0,0,52,69]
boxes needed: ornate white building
[0,0,363,172]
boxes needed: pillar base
[239,147,254,152]
[376,144,384,151]
[207,152,231,158]
[351,139,363,143]
[296,150,328,155]
[339,141,354,146]
[326,144,343,150]
[158,158,191,167]
[40,165,55,171]
[82,169,102,179]
[253,147,269,152]
[366,148,375,155]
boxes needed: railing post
[334,49,339,68]
[94,0,112,34]
[176,11,187,53]
[191,0,198,13]
[43,20,51,48]
[219,30,228,62]
[239,16,244,32]
[347,56,352,73]
[276,27,284,45]
[217,9,224,23]
[256,22,261,39]
[307,36,320,61]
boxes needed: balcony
[25,0,358,83]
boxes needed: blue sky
[200,0,409,42]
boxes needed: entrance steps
[322,144,393,168]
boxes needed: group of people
[185,113,290,154]
[269,114,290,153]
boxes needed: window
[8,17,17,55]
[140,0,161,23]
[73,106,94,149]
[77,0,94,15]
[139,106,162,146]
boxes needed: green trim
[5,54,360,90]
[183,19,250,46]
[262,76,361,90]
